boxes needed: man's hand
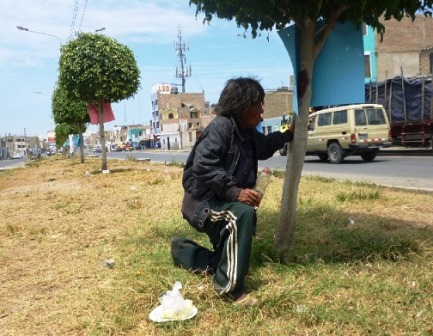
[237,188,261,207]
[289,116,295,132]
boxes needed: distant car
[12,153,23,159]
[92,146,102,153]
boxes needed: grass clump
[0,157,433,335]
[336,188,381,202]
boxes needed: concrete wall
[376,51,420,81]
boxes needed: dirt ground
[0,157,183,335]
[1,157,433,335]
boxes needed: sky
[0,0,294,138]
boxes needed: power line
[77,0,89,34]
[69,0,80,39]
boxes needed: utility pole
[174,26,191,93]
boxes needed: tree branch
[314,5,350,59]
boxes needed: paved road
[107,150,433,192]
[2,151,432,192]
[0,158,26,170]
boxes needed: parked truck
[365,76,433,150]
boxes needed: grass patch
[1,157,433,335]
[336,188,381,202]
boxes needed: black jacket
[181,115,293,231]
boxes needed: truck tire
[318,153,328,162]
[361,151,377,162]
[279,144,287,156]
[327,143,344,164]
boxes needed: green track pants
[171,200,257,298]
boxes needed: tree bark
[275,20,316,262]
[97,99,108,171]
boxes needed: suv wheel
[318,153,328,162]
[327,143,344,164]
[361,151,377,162]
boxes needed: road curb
[378,148,432,156]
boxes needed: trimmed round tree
[52,85,90,163]
[58,32,140,170]
[54,123,79,157]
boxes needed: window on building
[364,53,371,78]
[262,126,266,134]
[168,113,174,119]
[188,123,192,129]
[190,111,198,118]
[188,132,192,142]
[267,126,272,133]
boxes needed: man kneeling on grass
[171,77,295,305]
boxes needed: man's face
[238,103,264,128]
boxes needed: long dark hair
[215,77,265,118]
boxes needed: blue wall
[278,21,365,111]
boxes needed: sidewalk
[379,146,432,156]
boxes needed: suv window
[366,108,386,125]
[355,109,367,126]
[317,112,332,126]
[333,110,347,125]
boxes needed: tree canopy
[190,0,433,37]
[52,85,89,162]
[58,32,141,170]
[52,85,89,127]
[54,123,77,149]
[58,33,140,104]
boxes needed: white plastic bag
[149,281,196,322]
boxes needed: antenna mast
[174,26,191,93]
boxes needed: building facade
[259,86,294,134]
[151,82,213,150]
[0,135,41,159]
[373,15,433,80]
[363,25,378,83]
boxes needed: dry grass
[1,156,432,335]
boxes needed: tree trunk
[78,124,85,164]
[275,21,316,262]
[97,99,108,171]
